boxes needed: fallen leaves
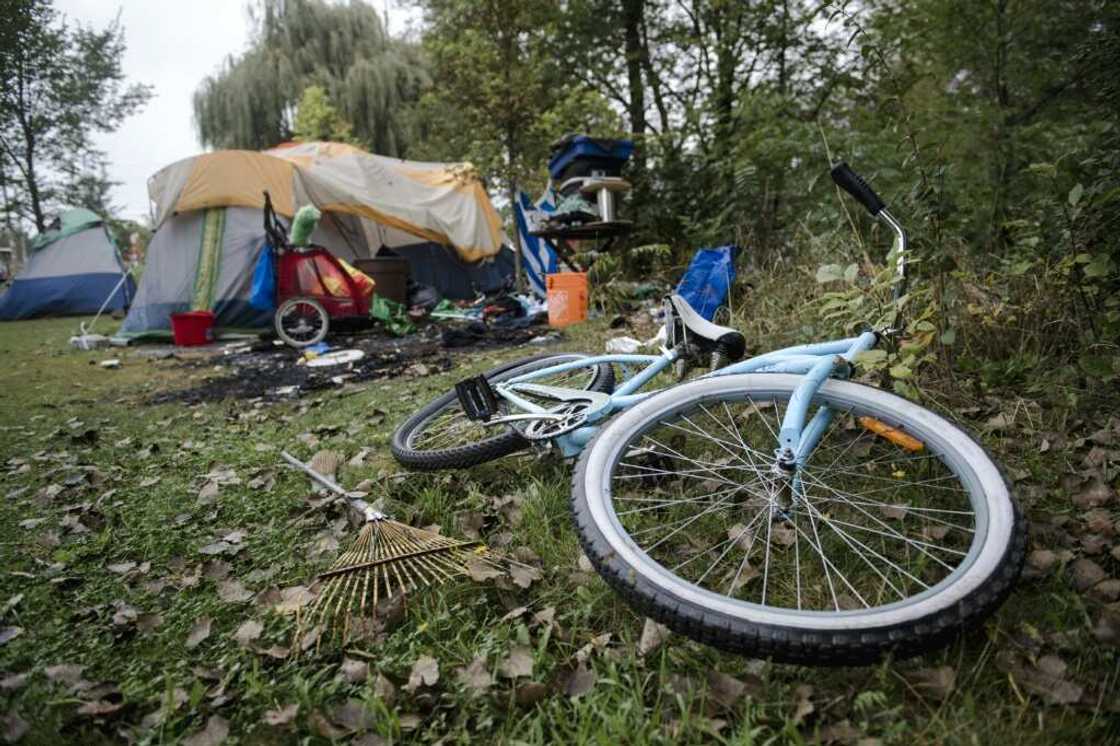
[340,657,370,683]
[233,620,263,648]
[183,714,229,746]
[906,666,956,701]
[2,713,28,744]
[217,578,253,603]
[273,585,316,615]
[404,655,439,692]
[456,656,493,695]
[185,617,212,649]
[499,646,534,679]
[562,663,597,698]
[638,618,670,657]
[263,703,299,727]
[998,652,1084,705]
[1069,558,1107,591]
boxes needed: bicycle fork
[769,330,879,513]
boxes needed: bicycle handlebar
[829,162,909,314]
[830,162,886,216]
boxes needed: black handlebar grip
[830,162,886,216]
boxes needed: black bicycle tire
[391,353,615,471]
[571,375,1025,665]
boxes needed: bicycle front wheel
[572,374,1024,664]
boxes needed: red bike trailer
[264,192,373,347]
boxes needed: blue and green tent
[0,209,134,321]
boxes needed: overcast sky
[54,1,420,224]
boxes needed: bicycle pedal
[455,375,500,422]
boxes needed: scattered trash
[70,334,110,351]
[305,349,365,368]
[99,359,121,369]
[605,336,643,354]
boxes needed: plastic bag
[675,245,737,320]
[249,244,276,312]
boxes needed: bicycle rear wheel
[572,374,1024,664]
[391,353,614,471]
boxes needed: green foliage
[193,0,427,155]
[0,0,152,231]
[291,85,355,144]
[406,0,623,195]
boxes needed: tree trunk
[622,0,647,166]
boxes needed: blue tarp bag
[249,243,277,312]
[675,245,737,320]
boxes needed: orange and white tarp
[147,141,505,263]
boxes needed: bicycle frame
[495,330,878,460]
[493,195,908,467]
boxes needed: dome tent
[0,208,134,321]
[119,142,513,338]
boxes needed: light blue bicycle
[391,164,1024,664]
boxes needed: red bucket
[170,311,215,347]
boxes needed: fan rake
[281,452,502,644]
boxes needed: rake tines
[281,451,503,648]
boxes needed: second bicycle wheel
[391,353,614,471]
[572,374,1024,664]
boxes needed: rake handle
[280,450,379,520]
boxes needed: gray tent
[119,206,513,337]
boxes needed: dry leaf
[707,670,755,708]
[0,673,29,691]
[233,620,263,648]
[263,703,299,727]
[76,699,125,717]
[564,663,597,698]
[465,556,504,582]
[510,563,543,589]
[330,700,375,733]
[274,585,316,614]
[1072,479,1115,509]
[183,715,229,746]
[106,562,136,575]
[185,617,212,649]
[217,579,253,603]
[137,613,163,634]
[457,656,493,694]
[2,713,29,744]
[906,666,956,701]
[792,684,815,724]
[499,646,534,678]
[638,618,670,656]
[310,711,348,740]
[1070,558,1107,591]
[340,658,369,683]
[515,681,549,706]
[404,655,439,692]
[371,673,397,705]
[45,663,85,687]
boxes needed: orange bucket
[546,272,589,327]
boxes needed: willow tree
[192,0,428,155]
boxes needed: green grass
[0,314,1117,745]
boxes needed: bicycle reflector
[859,416,925,452]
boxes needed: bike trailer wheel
[275,297,329,348]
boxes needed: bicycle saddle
[666,294,746,361]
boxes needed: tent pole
[507,179,524,293]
